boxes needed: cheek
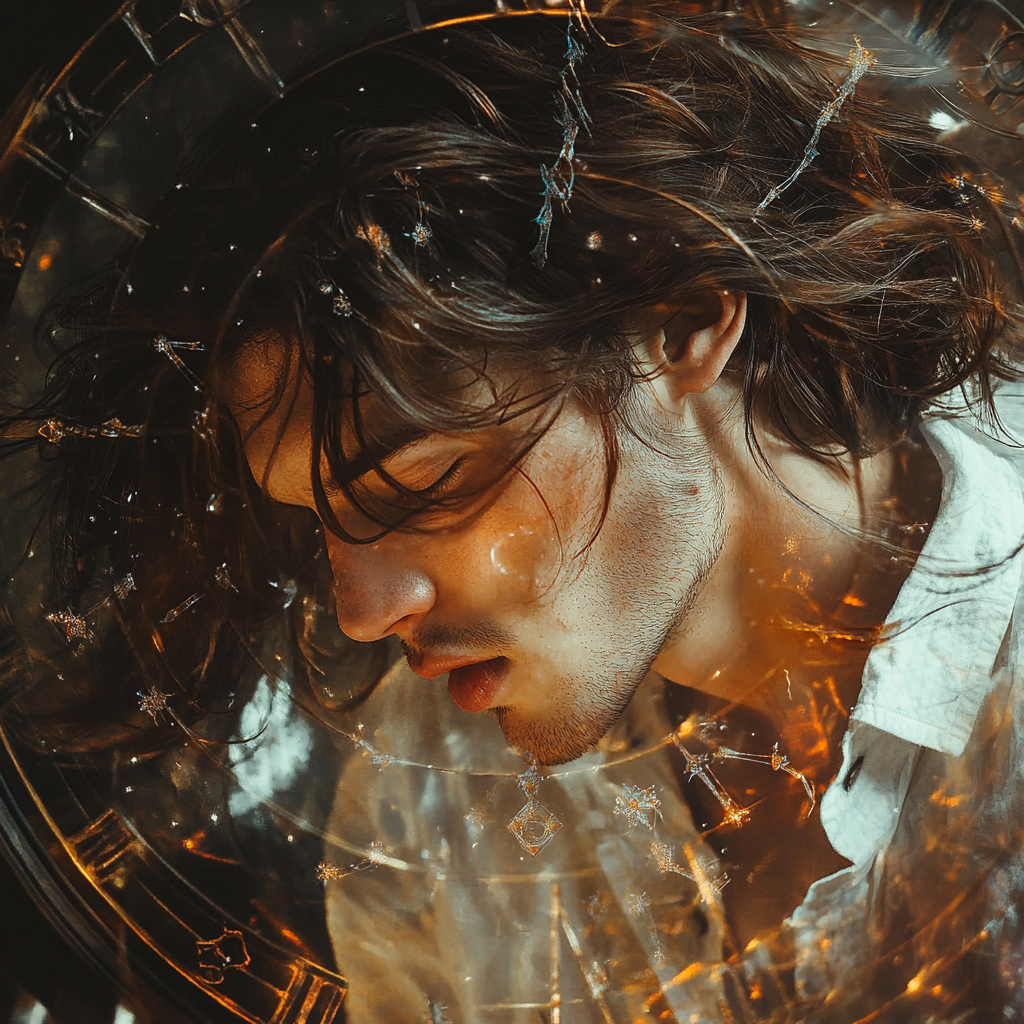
[485,519,560,589]
[438,456,601,604]
[483,447,608,595]
[469,476,564,596]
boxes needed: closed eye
[414,457,466,499]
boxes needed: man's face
[226,343,726,764]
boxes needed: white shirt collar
[852,393,1024,757]
[814,386,1024,865]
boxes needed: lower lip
[447,657,510,713]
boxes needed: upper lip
[406,653,496,680]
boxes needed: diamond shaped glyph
[506,798,562,856]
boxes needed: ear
[642,290,747,408]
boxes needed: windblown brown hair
[3,3,1019,747]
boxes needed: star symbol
[138,688,170,724]
[614,784,662,831]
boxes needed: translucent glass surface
[3,2,1024,1022]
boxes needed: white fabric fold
[851,412,1024,759]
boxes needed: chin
[492,699,630,766]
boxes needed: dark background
[0,0,120,116]
[1,6,124,1021]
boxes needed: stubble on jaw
[496,461,727,767]
[492,551,720,767]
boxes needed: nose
[326,539,436,642]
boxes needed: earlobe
[653,289,747,404]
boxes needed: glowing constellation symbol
[409,220,432,246]
[214,565,237,591]
[650,840,678,874]
[315,863,349,883]
[714,742,816,805]
[651,841,729,906]
[160,592,204,624]
[406,200,433,248]
[507,800,563,857]
[531,0,592,268]
[614,784,662,831]
[507,765,563,856]
[153,335,204,391]
[672,727,815,828]
[756,37,875,215]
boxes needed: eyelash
[416,457,466,499]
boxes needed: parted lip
[406,653,495,680]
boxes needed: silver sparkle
[317,841,385,882]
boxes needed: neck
[652,387,942,729]
[648,390,942,950]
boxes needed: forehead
[218,335,533,504]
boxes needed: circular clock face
[2,2,1024,1022]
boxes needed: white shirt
[789,381,1024,1016]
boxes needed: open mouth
[447,657,511,713]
